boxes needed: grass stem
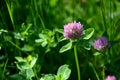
[2,59,8,80]
[89,62,100,80]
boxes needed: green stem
[8,40,21,51]
[2,59,8,80]
[7,40,28,55]
[74,45,81,80]
[89,63,100,80]
[102,67,105,80]
[33,66,39,80]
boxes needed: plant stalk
[74,45,81,80]
[89,62,100,80]
[2,59,8,80]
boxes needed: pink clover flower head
[105,75,116,80]
[64,21,83,39]
[94,37,110,51]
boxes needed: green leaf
[15,55,37,70]
[35,39,43,43]
[56,75,62,80]
[21,45,34,52]
[19,69,26,78]
[58,37,67,42]
[16,62,30,70]
[40,74,56,80]
[55,29,63,34]
[39,33,45,39]
[83,45,91,50]
[59,41,72,53]
[83,28,94,40]
[8,74,25,80]
[93,52,101,56]
[49,0,58,7]
[26,68,34,79]
[19,68,34,79]
[15,57,26,62]
[81,41,92,50]
[57,64,71,80]
[30,56,37,68]
[41,41,48,47]
[0,29,8,35]
[14,32,24,40]
[27,55,33,62]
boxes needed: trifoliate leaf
[56,64,71,80]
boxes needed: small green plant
[35,29,57,53]
[8,55,38,80]
[40,64,71,80]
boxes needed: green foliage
[21,45,34,52]
[56,64,71,80]
[40,64,71,80]
[82,28,94,40]
[14,23,33,41]
[80,41,92,50]
[59,41,72,53]
[8,55,37,80]
[0,29,8,35]
[40,74,56,80]
[35,29,57,52]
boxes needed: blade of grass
[101,0,107,33]
[2,59,8,80]
[89,62,100,80]
[5,0,15,30]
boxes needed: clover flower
[94,37,110,51]
[105,75,116,80]
[64,21,83,39]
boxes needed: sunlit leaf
[14,32,24,40]
[55,28,63,34]
[39,34,45,39]
[81,41,92,50]
[16,62,30,70]
[27,55,33,62]
[30,56,37,68]
[83,28,94,40]
[58,37,67,42]
[49,0,58,7]
[8,74,24,80]
[93,52,101,56]
[26,68,34,79]
[40,74,56,80]
[21,45,34,52]
[41,41,48,47]
[15,57,26,62]
[59,41,72,53]
[35,39,43,43]
[0,29,8,35]
[57,64,71,80]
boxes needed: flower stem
[74,45,81,80]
